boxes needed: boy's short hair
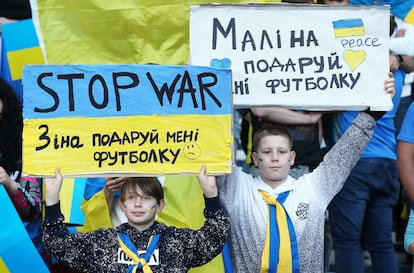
[120,177,164,203]
[252,125,293,152]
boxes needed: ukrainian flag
[349,0,414,25]
[332,18,365,38]
[0,257,11,273]
[41,177,86,226]
[0,186,49,273]
[60,178,87,225]
[386,0,414,25]
[29,0,280,65]
[2,19,45,80]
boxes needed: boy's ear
[252,151,258,166]
[289,151,296,165]
[118,198,126,211]
[156,199,165,213]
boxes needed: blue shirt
[335,68,405,159]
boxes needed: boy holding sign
[41,165,229,273]
[213,74,395,273]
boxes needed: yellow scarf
[259,190,299,273]
[117,232,160,273]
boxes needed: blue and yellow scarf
[259,190,299,273]
[117,232,160,273]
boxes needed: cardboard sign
[23,64,233,177]
[190,4,392,110]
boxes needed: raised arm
[42,167,97,272]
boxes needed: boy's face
[119,185,164,231]
[252,135,296,187]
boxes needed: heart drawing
[210,58,232,69]
[343,50,366,71]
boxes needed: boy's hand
[45,168,63,206]
[384,72,395,98]
[365,72,396,121]
[197,165,218,198]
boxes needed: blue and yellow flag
[60,178,87,225]
[333,18,365,38]
[1,19,45,80]
[29,0,280,65]
[349,0,414,25]
[0,186,49,273]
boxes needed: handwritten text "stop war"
[33,70,223,113]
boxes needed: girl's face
[120,185,164,231]
[252,135,296,188]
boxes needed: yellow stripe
[260,190,294,273]
[0,257,11,273]
[7,47,45,80]
[118,234,153,273]
[36,0,280,65]
[118,236,140,263]
[260,217,271,273]
[334,26,365,38]
[275,203,292,273]
[405,8,414,25]
[23,114,232,176]
[246,120,254,165]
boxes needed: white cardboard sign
[190,4,392,110]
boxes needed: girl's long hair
[0,79,23,174]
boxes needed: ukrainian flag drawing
[2,19,45,80]
[332,18,365,38]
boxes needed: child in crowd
[214,74,395,273]
[42,165,229,273]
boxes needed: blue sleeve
[398,102,414,143]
